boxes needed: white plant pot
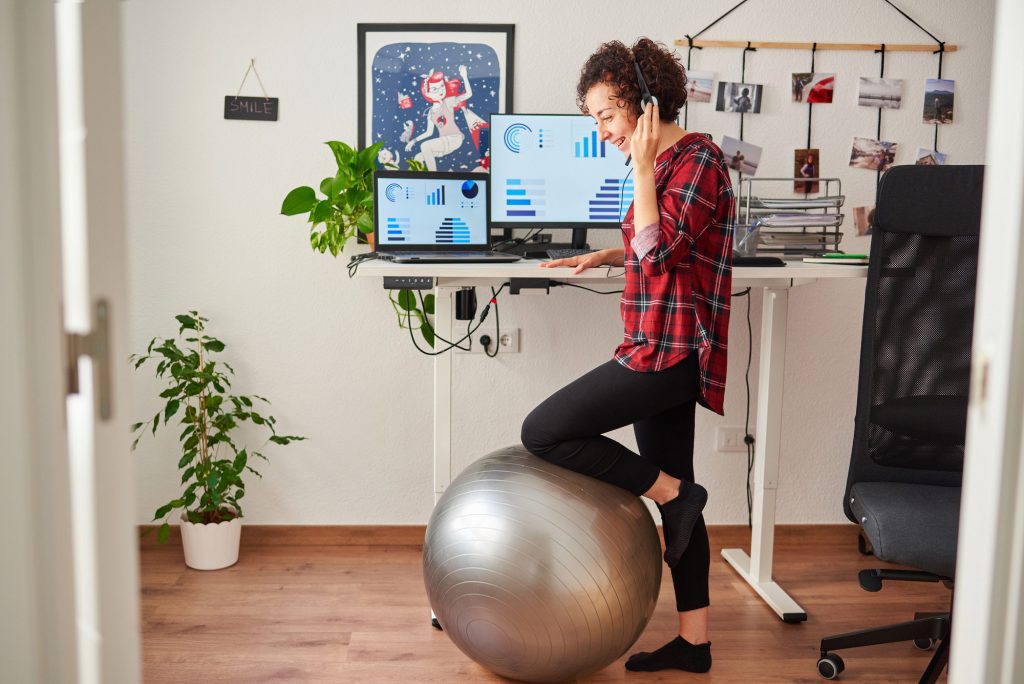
[179,514,242,570]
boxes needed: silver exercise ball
[423,445,662,683]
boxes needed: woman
[521,38,734,674]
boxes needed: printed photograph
[721,136,763,175]
[685,70,715,103]
[850,137,897,172]
[923,78,955,124]
[853,205,875,236]
[794,148,820,193]
[792,73,835,103]
[716,82,763,113]
[858,77,903,109]
[915,147,948,165]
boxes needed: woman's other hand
[540,248,622,274]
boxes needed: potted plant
[131,311,304,570]
[281,140,436,345]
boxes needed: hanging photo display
[794,148,820,193]
[850,137,897,171]
[716,82,763,113]
[923,78,955,124]
[915,148,948,165]
[857,77,903,109]
[721,136,762,175]
[791,73,834,103]
[852,206,875,236]
[685,70,715,103]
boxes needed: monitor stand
[496,228,590,257]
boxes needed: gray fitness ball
[423,445,662,683]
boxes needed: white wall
[123,0,995,524]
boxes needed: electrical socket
[455,327,520,354]
[716,426,752,453]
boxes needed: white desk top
[357,259,867,287]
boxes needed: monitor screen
[489,114,634,229]
[374,171,489,248]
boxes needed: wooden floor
[140,525,949,683]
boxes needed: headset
[625,60,658,166]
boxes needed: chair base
[819,613,950,683]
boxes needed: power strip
[383,276,434,290]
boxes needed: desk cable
[406,283,508,357]
[731,286,756,527]
[347,252,377,278]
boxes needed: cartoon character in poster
[370,41,499,173]
[405,65,489,171]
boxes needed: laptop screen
[374,171,490,251]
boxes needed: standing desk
[359,260,867,622]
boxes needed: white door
[1,1,140,682]
[950,0,1024,680]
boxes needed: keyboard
[545,248,595,260]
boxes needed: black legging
[520,353,710,612]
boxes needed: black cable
[347,252,377,277]
[806,43,817,153]
[688,0,752,41]
[484,287,501,357]
[552,281,624,295]
[738,42,756,147]
[491,227,544,253]
[875,44,886,187]
[683,34,703,130]
[881,0,944,43]
[730,287,755,527]
[416,290,471,351]
[404,283,508,356]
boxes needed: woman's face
[585,82,638,158]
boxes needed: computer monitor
[489,113,635,247]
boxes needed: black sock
[625,636,712,673]
[659,480,708,567]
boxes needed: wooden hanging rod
[674,39,957,53]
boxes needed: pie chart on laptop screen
[461,181,479,199]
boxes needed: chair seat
[849,482,961,579]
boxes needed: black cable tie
[875,43,886,54]
[933,41,946,54]
[812,42,818,52]
[685,34,702,51]
[744,40,756,52]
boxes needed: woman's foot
[658,480,708,567]
[625,636,712,672]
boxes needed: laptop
[374,170,521,263]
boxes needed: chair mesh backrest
[843,165,984,521]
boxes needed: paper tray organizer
[736,177,845,258]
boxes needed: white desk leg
[430,286,455,630]
[721,287,807,623]
[433,286,455,504]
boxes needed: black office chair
[816,165,984,683]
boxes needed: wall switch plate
[716,426,752,452]
[455,327,520,354]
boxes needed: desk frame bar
[721,287,807,622]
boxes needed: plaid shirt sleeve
[615,134,734,415]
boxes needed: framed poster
[358,23,514,172]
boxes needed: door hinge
[65,299,112,420]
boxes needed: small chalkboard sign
[224,96,279,121]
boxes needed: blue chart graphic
[505,179,546,217]
[503,123,532,154]
[386,217,411,241]
[575,130,606,158]
[426,185,446,206]
[437,217,471,244]
[384,183,402,202]
[588,178,634,221]
[461,181,479,198]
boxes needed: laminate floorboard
[140,525,949,683]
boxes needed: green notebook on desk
[803,254,868,265]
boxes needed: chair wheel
[857,532,873,556]
[817,653,845,679]
[914,637,935,651]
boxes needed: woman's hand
[540,248,623,274]
[630,101,660,171]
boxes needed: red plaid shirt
[615,132,735,415]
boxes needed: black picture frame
[357,23,515,172]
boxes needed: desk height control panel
[383,276,434,290]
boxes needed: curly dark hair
[576,37,688,122]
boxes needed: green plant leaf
[233,449,248,473]
[205,339,225,353]
[312,199,335,224]
[396,289,416,311]
[175,314,197,331]
[356,212,374,234]
[281,186,318,215]
[164,399,180,423]
[181,466,195,484]
[178,449,197,468]
[420,322,435,347]
[157,523,170,544]
[131,422,144,432]
[423,294,435,316]
[326,141,354,168]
